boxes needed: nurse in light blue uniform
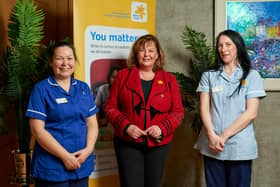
[26,41,99,187]
[195,30,266,187]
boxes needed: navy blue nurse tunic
[26,76,98,182]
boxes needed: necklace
[139,70,155,80]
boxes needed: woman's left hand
[73,148,91,165]
[145,125,162,139]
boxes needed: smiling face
[218,35,238,66]
[50,46,76,80]
[137,41,159,70]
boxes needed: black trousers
[114,137,171,187]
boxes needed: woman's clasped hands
[126,124,162,140]
[207,131,229,153]
[62,148,92,171]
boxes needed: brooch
[157,80,163,85]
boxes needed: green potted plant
[0,0,46,184]
[173,25,215,132]
[7,0,45,153]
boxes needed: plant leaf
[172,25,215,132]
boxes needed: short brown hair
[127,34,165,71]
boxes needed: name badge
[56,98,68,104]
[212,85,223,92]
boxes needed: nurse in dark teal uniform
[26,41,99,187]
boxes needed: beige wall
[156,0,280,186]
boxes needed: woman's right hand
[29,119,81,170]
[126,124,147,139]
[62,153,81,170]
[207,132,224,153]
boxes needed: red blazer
[105,67,184,147]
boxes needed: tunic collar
[47,75,77,86]
[219,64,243,83]
[47,75,77,95]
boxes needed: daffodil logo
[135,4,145,19]
[131,2,147,22]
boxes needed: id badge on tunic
[56,97,68,104]
[212,85,223,92]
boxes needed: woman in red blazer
[105,34,184,187]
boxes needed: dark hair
[47,40,78,76]
[213,30,251,94]
[107,65,121,84]
[127,34,165,71]
[49,40,78,63]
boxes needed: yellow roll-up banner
[73,1,156,186]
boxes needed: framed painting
[215,0,280,91]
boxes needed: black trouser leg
[114,137,170,187]
[114,137,144,187]
[144,143,171,187]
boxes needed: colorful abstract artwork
[227,1,280,78]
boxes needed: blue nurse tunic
[26,75,98,181]
[195,65,266,160]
